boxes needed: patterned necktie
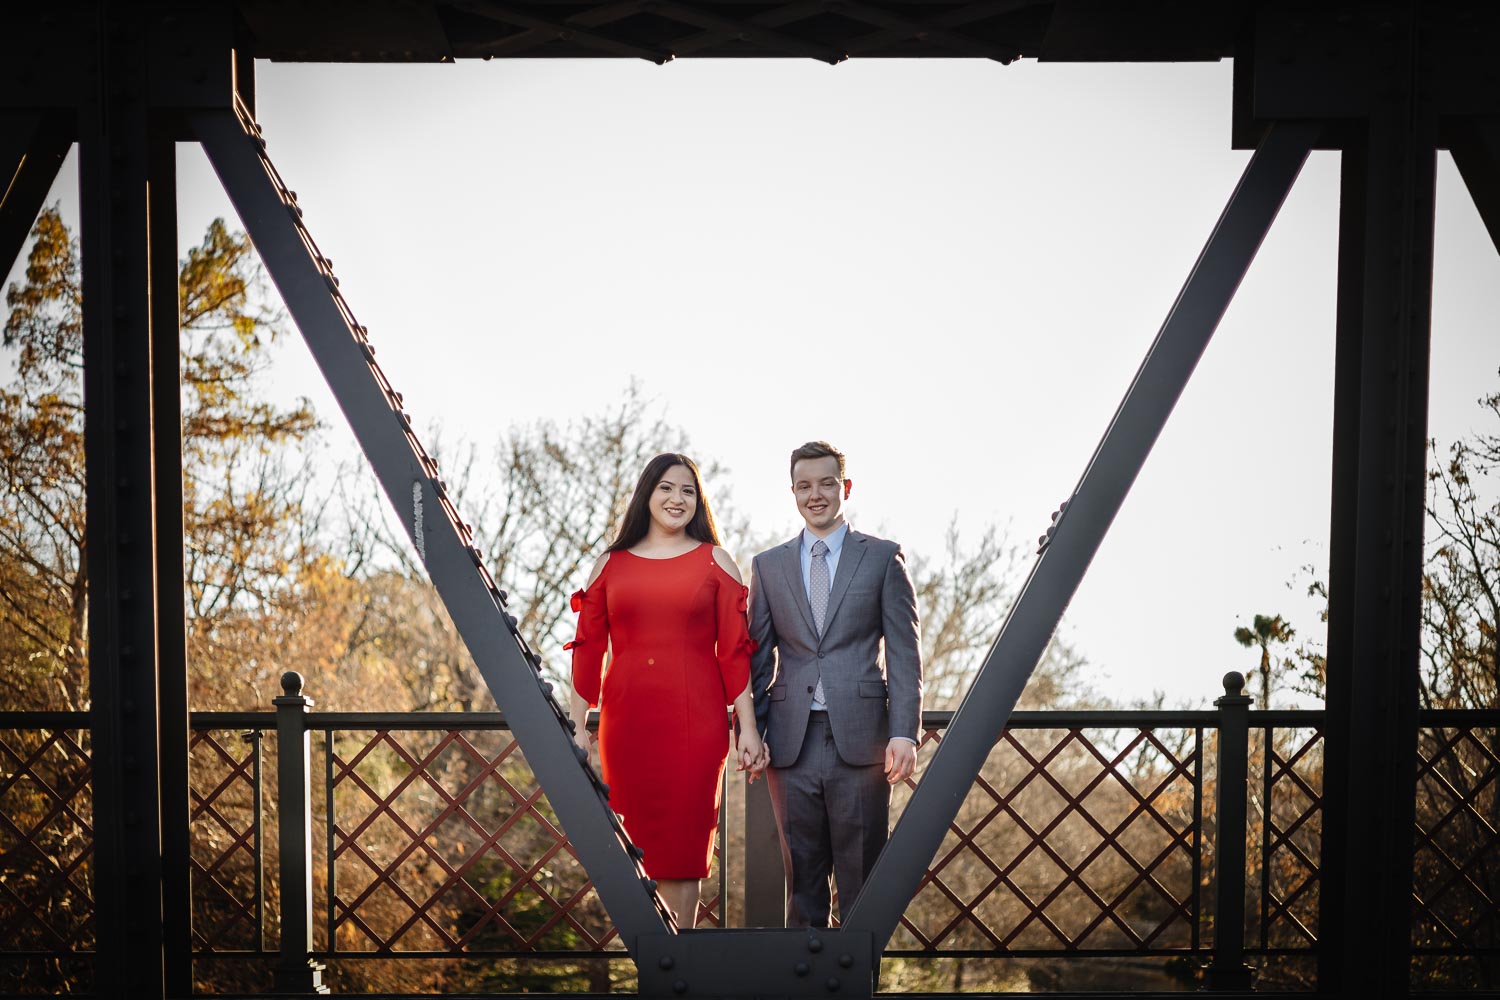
[810,539,830,636]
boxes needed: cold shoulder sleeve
[714,569,754,707]
[567,576,608,708]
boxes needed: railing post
[743,774,786,926]
[273,671,329,994]
[1207,671,1254,990]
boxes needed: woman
[567,453,763,927]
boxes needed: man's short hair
[789,441,846,482]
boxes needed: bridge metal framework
[2,1,1498,997]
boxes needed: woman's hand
[569,690,594,763]
[572,724,594,761]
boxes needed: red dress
[569,543,753,880]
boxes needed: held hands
[735,727,770,783]
[884,738,917,785]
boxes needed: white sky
[13,57,1500,709]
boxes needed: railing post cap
[1215,670,1252,708]
[272,670,313,709]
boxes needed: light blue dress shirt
[801,523,849,711]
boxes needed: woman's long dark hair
[607,453,722,553]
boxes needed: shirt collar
[802,520,850,557]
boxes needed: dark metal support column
[1319,68,1437,999]
[1206,672,1253,989]
[842,121,1317,955]
[1317,129,1368,997]
[190,104,671,953]
[81,10,165,998]
[743,776,785,927]
[1,111,70,279]
[272,672,327,994]
[149,124,192,1000]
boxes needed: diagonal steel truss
[843,119,1317,955]
[184,83,1318,989]
[192,97,675,958]
[0,111,71,289]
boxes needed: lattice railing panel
[0,727,94,959]
[188,728,262,953]
[1413,725,1500,954]
[886,725,1202,955]
[323,727,722,955]
[1254,725,1322,951]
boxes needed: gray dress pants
[765,713,890,928]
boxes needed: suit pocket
[769,686,788,702]
[858,680,888,699]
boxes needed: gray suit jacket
[749,528,923,767]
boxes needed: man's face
[792,456,846,534]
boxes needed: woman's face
[649,464,699,535]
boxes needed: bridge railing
[1,679,1495,993]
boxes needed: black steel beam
[1317,129,1367,998]
[149,123,192,1000]
[450,0,673,62]
[1449,117,1500,260]
[1,112,70,281]
[189,103,672,955]
[1319,61,1437,1000]
[80,10,166,999]
[841,120,1318,955]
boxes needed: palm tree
[1233,613,1295,710]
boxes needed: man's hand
[884,739,917,785]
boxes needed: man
[748,441,923,928]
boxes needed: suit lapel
[778,535,817,636]
[822,530,867,635]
